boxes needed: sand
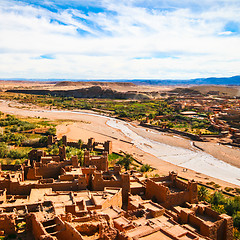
[0,99,239,188]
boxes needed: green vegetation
[108,153,123,165]
[0,112,56,164]
[117,153,133,170]
[198,186,209,201]
[0,93,218,135]
[66,146,84,165]
[198,187,240,238]
[140,164,152,172]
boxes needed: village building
[0,141,234,240]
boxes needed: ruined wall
[98,188,122,209]
[0,189,6,203]
[30,214,48,240]
[1,165,22,171]
[55,217,84,240]
[92,172,130,204]
[0,214,16,235]
[145,178,198,208]
[180,206,233,240]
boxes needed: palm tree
[117,153,133,170]
[198,186,209,201]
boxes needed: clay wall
[145,178,197,208]
[0,214,16,235]
[84,151,108,172]
[103,141,112,154]
[204,207,221,220]
[0,180,10,193]
[81,167,96,186]
[220,214,234,240]
[59,146,66,161]
[71,156,78,167]
[188,213,203,231]
[55,217,84,240]
[0,189,6,203]
[1,165,22,171]
[175,178,188,190]
[26,168,41,180]
[92,172,130,204]
[78,176,88,190]
[3,179,80,195]
[130,185,145,195]
[145,179,169,204]
[148,176,169,182]
[166,191,188,208]
[36,181,79,191]
[9,181,33,195]
[59,174,75,181]
[67,142,81,148]
[180,206,233,240]
[35,165,61,179]
[25,159,75,180]
[30,214,56,240]
[97,188,122,209]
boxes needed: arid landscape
[1,81,240,239]
[1,0,240,239]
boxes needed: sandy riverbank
[0,100,239,188]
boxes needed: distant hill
[55,81,136,87]
[1,75,240,85]
[132,75,240,86]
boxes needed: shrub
[233,212,240,229]
[7,149,28,160]
[39,136,48,146]
[45,127,56,136]
[210,192,225,205]
[225,198,240,216]
[0,142,8,158]
[140,164,151,172]
[224,187,233,192]
[66,146,84,162]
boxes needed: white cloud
[0,0,240,79]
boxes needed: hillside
[7,86,152,100]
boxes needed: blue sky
[0,0,240,79]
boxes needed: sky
[0,0,240,80]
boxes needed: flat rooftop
[139,230,175,240]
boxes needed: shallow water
[107,118,240,186]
